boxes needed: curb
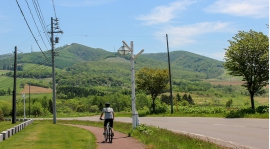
[0,118,33,143]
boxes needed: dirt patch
[208,80,269,88]
[20,85,52,94]
[208,81,245,86]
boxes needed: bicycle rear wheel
[108,127,113,143]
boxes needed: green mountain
[0,43,225,87]
[142,51,224,79]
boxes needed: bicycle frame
[104,121,113,143]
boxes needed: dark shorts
[104,119,113,128]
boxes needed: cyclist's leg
[109,119,114,135]
[104,119,108,134]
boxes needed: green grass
[0,120,96,149]
[58,120,228,149]
[0,121,18,132]
[0,70,9,75]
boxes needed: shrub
[0,109,4,121]
[180,100,189,106]
[226,107,255,118]
[0,102,12,116]
[152,101,168,114]
[226,110,245,118]
[135,124,153,135]
[225,99,233,107]
[256,105,269,114]
[89,105,99,113]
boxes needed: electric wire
[15,0,49,60]
[25,0,49,51]
[32,0,51,45]
[51,0,57,19]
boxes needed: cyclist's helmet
[105,102,110,107]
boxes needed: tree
[7,87,11,95]
[136,68,169,113]
[224,30,269,110]
[176,93,181,102]
[187,94,194,105]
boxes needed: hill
[0,43,225,88]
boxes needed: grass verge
[0,121,18,132]
[0,120,96,149]
[58,120,229,149]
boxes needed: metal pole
[29,85,30,117]
[12,46,17,124]
[166,34,173,114]
[130,41,136,128]
[23,93,26,119]
[51,17,57,124]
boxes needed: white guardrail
[0,118,33,143]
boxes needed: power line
[51,0,57,18]
[25,0,49,51]
[32,0,51,45]
[15,0,49,60]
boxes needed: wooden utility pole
[166,34,173,114]
[12,46,17,124]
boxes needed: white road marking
[213,124,246,127]
[168,129,256,149]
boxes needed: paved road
[58,116,268,149]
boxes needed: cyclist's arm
[100,112,103,120]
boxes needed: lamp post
[118,41,144,128]
[22,93,26,119]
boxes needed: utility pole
[166,34,173,114]
[49,17,63,124]
[29,85,30,117]
[12,46,17,124]
[22,93,26,119]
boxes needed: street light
[118,40,144,128]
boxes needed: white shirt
[102,107,114,119]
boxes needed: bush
[0,102,12,116]
[0,109,4,121]
[226,110,245,118]
[225,99,233,107]
[180,100,189,106]
[152,100,168,114]
[89,105,99,113]
[226,107,255,118]
[256,105,269,114]
[135,124,153,135]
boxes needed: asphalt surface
[56,116,268,149]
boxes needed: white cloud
[155,22,231,47]
[208,51,226,61]
[136,0,196,25]
[205,0,269,18]
[57,0,114,7]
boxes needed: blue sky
[0,0,268,61]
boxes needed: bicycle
[100,118,113,143]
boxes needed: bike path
[65,124,145,149]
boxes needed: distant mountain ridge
[0,43,224,80]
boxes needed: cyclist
[100,102,114,136]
